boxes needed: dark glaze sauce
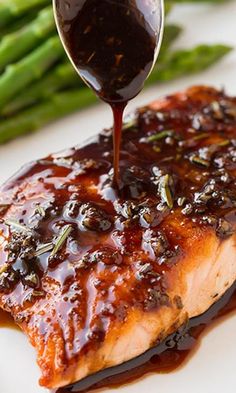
[54,0,161,103]
[0,86,235,388]
[54,0,163,183]
[56,281,236,393]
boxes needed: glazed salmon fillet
[0,86,235,389]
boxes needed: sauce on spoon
[54,0,163,185]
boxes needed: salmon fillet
[0,86,235,389]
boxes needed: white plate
[0,3,236,393]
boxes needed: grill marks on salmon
[0,86,235,389]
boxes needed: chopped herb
[182,203,193,216]
[123,118,137,131]
[24,272,39,288]
[192,133,208,141]
[161,156,174,162]
[80,203,112,232]
[0,204,10,213]
[24,290,45,304]
[51,225,72,257]
[0,263,8,275]
[177,197,186,207]
[148,130,173,142]
[217,140,230,147]
[35,204,46,217]
[53,157,73,167]
[31,290,44,298]
[153,145,161,153]
[176,153,181,161]
[225,106,236,119]
[5,219,32,234]
[34,243,53,257]
[210,101,223,120]
[211,101,221,112]
[191,156,210,167]
[159,174,174,209]
[157,203,168,212]
[216,218,234,239]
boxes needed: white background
[0,2,236,393]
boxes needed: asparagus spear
[0,0,48,28]
[2,24,182,116]
[164,0,225,15]
[0,12,37,36]
[175,0,225,2]
[0,43,232,144]
[0,36,64,109]
[2,62,80,115]
[148,44,232,84]
[0,89,97,144]
[160,24,182,56]
[165,1,173,16]
[0,7,55,71]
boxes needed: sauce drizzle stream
[111,102,127,185]
[54,0,163,183]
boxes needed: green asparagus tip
[149,44,232,84]
[0,88,97,144]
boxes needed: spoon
[53,0,164,184]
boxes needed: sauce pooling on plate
[54,0,163,184]
[55,283,236,393]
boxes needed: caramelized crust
[0,86,235,388]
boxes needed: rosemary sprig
[153,145,161,153]
[217,139,230,147]
[35,204,46,217]
[5,219,32,233]
[31,290,44,297]
[0,263,8,275]
[192,133,208,141]
[148,130,173,142]
[25,290,45,302]
[177,197,186,207]
[123,118,137,131]
[225,106,236,119]
[191,156,210,167]
[34,242,53,257]
[159,174,174,209]
[0,204,10,213]
[51,225,72,257]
